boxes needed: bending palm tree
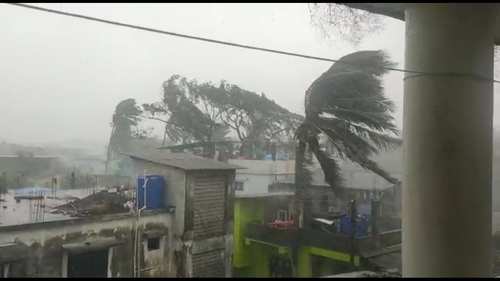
[295,50,401,227]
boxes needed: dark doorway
[67,249,108,277]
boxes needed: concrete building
[0,210,172,277]
[341,3,500,277]
[230,158,401,219]
[229,159,399,195]
[126,150,241,277]
[228,159,295,195]
[232,192,402,277]
[0,154,62,187]
[0,150,239,277]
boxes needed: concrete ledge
[62,237,124,255]
[0,208,170,232]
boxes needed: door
[67,249,108,277]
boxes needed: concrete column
[403,4,498,277]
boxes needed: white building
[228,160,295,195]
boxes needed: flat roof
[123,150,243,171]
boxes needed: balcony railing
[245,223,402,256]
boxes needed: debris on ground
[52,190,129,217]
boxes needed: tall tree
[294,50,401,227]
[105,98,142,174]
[143,75,229,158]
[144,75,303,159]
[217,82,304,158]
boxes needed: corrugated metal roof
[123,150,242,171]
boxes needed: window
[233,181,244,191]
[147,237,160,251]
[277,209,288,221]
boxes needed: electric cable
[5,3,500,84]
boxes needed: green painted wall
[233,197,288,277]
[233,197,362,277]
[233,198,265,268]
[296,246,360,277]
[297,246,312,277]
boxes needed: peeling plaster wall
[0,212,173,277]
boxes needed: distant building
[227,160,295,195]
[229,159,401,220]
[0,155,61,187]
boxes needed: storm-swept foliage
[105,98,143,174]
[143,75,304,158]
[295,50,401,192]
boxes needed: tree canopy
[143,75,304,159]
[296,50,401,191]
[105,98,143,174]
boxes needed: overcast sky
[4,3,488,150]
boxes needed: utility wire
[5,3,500,84]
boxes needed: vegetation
[105,98,143,174]
[294,50,401,225]
[143,75,303,159]
[308,3,384,45]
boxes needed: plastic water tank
[136,175,165,210]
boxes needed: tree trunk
[294,140,312,228]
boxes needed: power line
[5,3,500,84]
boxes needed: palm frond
[316,117,401,151]
[300,50,400,187]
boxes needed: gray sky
[0,3,428,149]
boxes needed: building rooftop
[0,187,108,227]
[230,156,400,191]
[124,150,243,171]
[228,159,294,175]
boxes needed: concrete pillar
[403,4,498,277]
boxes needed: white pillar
[403,4,498,277]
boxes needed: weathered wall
[0,212,173,277]
[234,173,293,195]
[131,159,186,236]
[186,170,235,277]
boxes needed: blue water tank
[136,175,165,210]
